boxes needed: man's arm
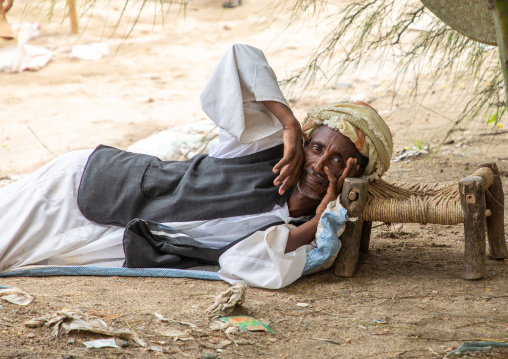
[284,158,360,253]
[261,101,304,195]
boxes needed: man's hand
[261,100,304,195]
[314,158,360,217]
[273,122,304,195]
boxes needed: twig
[123,320,145,345]
[154,312,197,328]
[470,338,508,343]
[479,130,508,136]
[310,337,340,345]
[454,321,488,329]
[338,318,412,329]
[362,350,410,358]
[27,125,56,158]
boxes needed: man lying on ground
[0,44,393,289]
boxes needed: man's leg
[0,150,125,271]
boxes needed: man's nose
[312,155,327,174]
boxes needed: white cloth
[218,225,312,289]
[0,44,310,289]
[201,44,288,144]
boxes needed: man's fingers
[273,152,303,187]
[274,164,299,189]
[343,158,358,178]
[273,156,289,174]
[336,158,359,192]
[324,166,337,182]
[273,151,299,175]
[324,166,339,198]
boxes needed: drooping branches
[281,0,503,137]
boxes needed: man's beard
[296,168,327,200]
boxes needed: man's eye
[312,145,320,151]
[333,157,342,164]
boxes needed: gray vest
[77,144,292,226]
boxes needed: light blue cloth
[0,267,221,280]
[303,206,347,275]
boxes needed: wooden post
[459,177,487,280]
[478,163,508,259]
[67,0,78,34]
[335,178,369,277]
[360,221,372,253]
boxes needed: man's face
[298,125,363,200]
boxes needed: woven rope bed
[365,167,493,225]
[335,162,507,280]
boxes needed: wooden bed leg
[360,221,372,253]
[459,177,487,280]
[478,163,508,259]
[335,178,369,277]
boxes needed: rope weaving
[363,167,494,225]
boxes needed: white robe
[0,44,314,289]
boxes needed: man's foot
[222,0,242,8]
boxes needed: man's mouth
[302,168,327,186]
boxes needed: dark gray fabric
[123,219,285,269]
[77,144,292,226]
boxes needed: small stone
[201,353,218,359]
[296,303,310,307]
[345,337,352,344]
[67,339,75,344]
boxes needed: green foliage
[412,140,426,150]
[487,107,506,126]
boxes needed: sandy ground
[1,0,508,358]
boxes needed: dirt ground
[1,0,508,358]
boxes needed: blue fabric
[447,342,508,355]
[0,266,221,280]
[302,206,347,275]
[0,285,10,289]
